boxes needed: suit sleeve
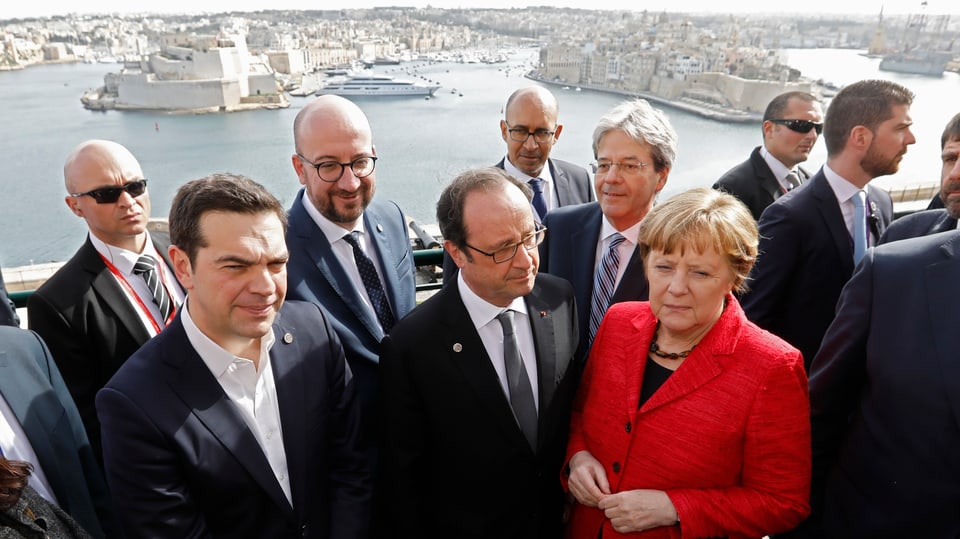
[377,334,430,537]
[96,386,213,539]
[667,349,811,537]
[741,201,800,332]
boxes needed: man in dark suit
[379,168,579,538]
[28,139,184,460]
[497,85,594,218]
[802,230,960,537]
[742,80,913,369]
[286,95,416,450]
[714,91,823,220]
[96,173,370,538]
[0,326,119,538]
[881,112,960,244]
[0,270,19,327]
[540,98,676,358]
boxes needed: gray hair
[592,99,678,172]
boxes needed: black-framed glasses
[592,160,650,176]
[298,154,377,183]
[505,123,556,144]
[770,118,823,135]
[69,179,148,204]
[464,225,547,264]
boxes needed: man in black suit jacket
[0,326,119,538]
[742,80,913,370]
[713,91,823,220]
[881,112,960,244]
[540,98,676,359]
[97,174,370,538]
[804,231,960,537]
[379,168,579,538]
[28,140,184,461]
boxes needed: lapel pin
[377,223,384,232]
[283,332,294,344]
[453,343,463,352]
[540,311,548,317]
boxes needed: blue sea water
[0,48,955,266]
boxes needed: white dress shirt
[457,272,539,411]
[760,146,800,193]
[594,216,642,292]
[503,156,556,219]
[181,301,292,506]
[823,164,874,246]
[0,393,59,505]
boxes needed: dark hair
[763,91,818,123]
[823,79,914,156]
[437,167,531,260]
[941,112,960,149]
[169,173,287,265]
[0,457,32,511]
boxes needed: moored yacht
[316,74,440,97]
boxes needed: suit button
[612,462,621,473]
[625,421,631,433]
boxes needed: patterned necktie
[784,171,801,190]
[528,178,547,218]
[852,190,867,264]
[133,254,172,324]
[589,233,626,343]
[496,310,538,450]
[342,232,395,333]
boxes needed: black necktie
[496,310,538,450]
[342,232,395,333]
[133,254,172,324]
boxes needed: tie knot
[528,178,544,193]
[133,255,157,275]
[784,171,801,189]
[496,310,515,335]
[608,233,626,250]
[852,190,866,208]
[343,231,362,247]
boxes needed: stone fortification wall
[689,73,813,113]
[116,74,238,110]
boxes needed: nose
[905,127,917,146]
[512,245,536,270]
[116,188,137,208]
[522,134,539,151]
[248,265,278,297]
[667,271,688,295]
[337,166,362,191]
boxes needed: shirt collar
[823,163,863,203]
[457,270,528,331]
[759,145,794,182]
[181,296,276,377]
[89,232,159,275]
[503,155,555,185]
[599,214,642,247]
[300,191,367,244]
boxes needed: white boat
[317,74,439,97]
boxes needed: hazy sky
[5,0,958,20]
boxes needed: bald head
[64,139,143,194]
[500,86,563,178]
[293,95,373,156]
[504,86,560,121]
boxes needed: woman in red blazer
[565,188,810,538]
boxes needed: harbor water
[0,48,956,267]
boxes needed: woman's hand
[598,489,679,534]
[567,450,611,507]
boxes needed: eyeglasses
[298,154,377,183]
[464,225,547,264]
[505,123,556,144]
[592,160,650,176]
[770,118,823,135]
[69,179,148,204]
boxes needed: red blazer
[564,295,810,538]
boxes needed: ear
[655,167,670,192]
[761,120,775,141]
[500,119,510,143]
[64,195,83,217]
[291,154,307,185]
[850,125,873,152]
[169,245,195,292]
[553,123,563,141]
[444,239,468,269]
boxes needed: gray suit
[0,327,118,538]
[378,273,580,538]
[495,157,595,209]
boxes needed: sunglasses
[770,118,823,135]
[70,179,148,204]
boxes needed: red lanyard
[98,252,177,333]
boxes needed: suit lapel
[525,289,562,423]
[165,319,294,514]
[810,174,855,275]
[363,205,404,321]
[79,240,154,344]
[753,149,782,202]
[270,310,307,518]
[289,192,383,340]
[570,208,603,330]
[549,159,570,206]
[925,235,960,429]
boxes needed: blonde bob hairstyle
[638,187,758,294]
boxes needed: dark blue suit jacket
[285,189,416,434]
[741,169,892,369]
[0,327,118,538]
[880,208,957,244]
[96,301,371,539]
[379,273,579,538]
[805,231,960,537]
[540,202,648,359]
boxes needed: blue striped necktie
[589,233,626,343]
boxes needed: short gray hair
[592,99,678,172]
